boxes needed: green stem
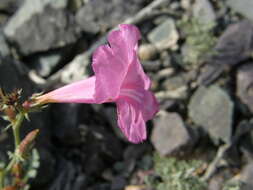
[12,113,25,148]
[4,158,16,173]
[0,170,4,189]
[1,113,25,187]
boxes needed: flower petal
[121,52,151,90]
[108,24,141,62]
[36,76,96,104]
[92,44,126,103]
[116,99,147,143]
[119,88,159,122]
[92,24,141,103]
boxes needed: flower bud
[18,129,39,158]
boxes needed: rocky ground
[1,0,253,190]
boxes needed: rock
[181,0,191,10]
[29,51,62,77]
[237,63,253,113]
[68,0,84,12]
[199,20,253,85]
[208,175,223,190]
[75,6,100,34]
[0,58,51,136]
[60,53,91,83]
[193,0,216,24]
[239,120,253,159]
[151,112,195,156]
[4,0,80,55]
[212,20,253,65]
[111,176,127,190]
[51,103,82,145]
[162,73,188,91]
[103,106,127,141]
[88,183,111,190]
[125,186,147,190]
[238,163,253,189]
[80,120,123,175]
[0,0,23,13]
[0,29,10,57]
[159,99,177,111]
[169,2,180,11]
[0,13,8,25]
[48,159,87,190]
[121,143,151,175]
[138,44,157,61]
[33,148,56,186]
[156,72,189,99]
[103,106,125,141]
[189,85,233,143]
[147,19,179,51]
[161,51,172,67]
[227,0,253,21]
[155,86,188,100]
[75,0,146,32]
[141,60,161,72]
[154,67,175,81]
[123,144,151,161]
[0,57,36,99]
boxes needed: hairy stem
[12,113,25,148]
[1,112,25,187]
[0,170,4,189]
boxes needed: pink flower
[36,24,159,143]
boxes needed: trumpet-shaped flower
[36,24,159,143]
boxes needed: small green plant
[145,153,207,190]
[222,180,247,190]
[178,17,217,68]
[0,89,41,190]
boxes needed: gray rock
[30,52,61,77]
[88,184,110,190]
[51,103,82,145]
[34,148,56,186]
[162,74,187,91]
[199,20,253,85]
[138,44,158,61]
[75,6,100,34]
[237,63,253,113]
[4,0,80,55]
[0,57,37,98]
[0,29,10,57]
[227,0,253,21]
[142,60,161,72]
[60,53,91,84]
[159,99,177,111]
[208,175,223,190]
[193,0,216,24]
[75,0,146,31]
[213,20,253,66]
[148,18,179,50]
[238,163,253,189]
[103,106,125,141]
[111,176,127,190]
[239,120,253,159]
[189,85,233,143]
[156,72,190,99]
[48,159,87,190]
[181,0,191,10]
[0,0,23,13]
[151,112,195,156]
